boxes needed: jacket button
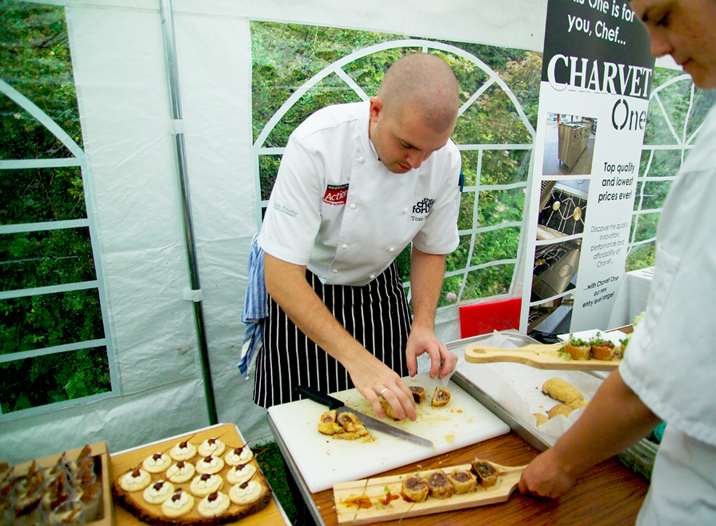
[369,274,376,280]
[341,244,348,249]
[387,247,395,252]
[350,203,357,210]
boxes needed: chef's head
[369,53,459,174]
[631,0,716,88]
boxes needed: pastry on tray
[197,491,231,518]
[196,455,225,475]
[317,410,372,440]
[198,438,226,458]
[409,385,426,404]
[143,480,175,504]
[224,445,253,466]
[112,429,272,526]
[169,440,197,461]
[229,480,264,506]
[166,460,195,483]
[471,459,498,487]
[589,337,617,360]
[226,463,256,485]
[535,378,588,424]
[431,386,451,407]
[119,467,152,492]
[143,452,172,473]
[160,489,194,518]
[447,469,477,494]
[190,473,223,497]
[426,470,454,499]
[542,378,584,405]
[401,475,429,502]
[317,409,343,435]
[561,338,591,360]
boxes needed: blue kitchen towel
[239,235,266,379]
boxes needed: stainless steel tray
[446,330,551,452]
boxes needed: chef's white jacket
[620,105,716,524]
[258,102,461,286]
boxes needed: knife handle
[294,385,344,409]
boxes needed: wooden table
[310,432,648,525]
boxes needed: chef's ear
[369,96,384,123]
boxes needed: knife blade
[295,385,434,448]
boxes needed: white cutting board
[268,375,509,493]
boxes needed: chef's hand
[405,325,457,379]
[518,448,577,499]
[345,351,416,421]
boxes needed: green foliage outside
[0,2,109,414]
[628,68,716,271]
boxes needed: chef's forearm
[551,369,659,478]
[409,248,445,329]
[263,253,366,365]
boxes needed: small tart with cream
[169,440,197,461]
[229,480,263,506]
[143,480,175,504]
[196,454,224,475]
[166,460,195,484]
[161,489,194,518]
[224,446,253,466]
[189,473,223,497]
[119,468,151,492]
[198,437,225,457]
[197,491,231,518]
[226,463,256,485]
[142,452,171,473]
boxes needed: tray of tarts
[464,335,625,371]
[333,458,526,525]
[110,423,282,526]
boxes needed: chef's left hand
[405,325,456,378]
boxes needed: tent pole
[159,0,218,425]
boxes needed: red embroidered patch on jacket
[322,184,349,205]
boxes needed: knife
[295,385,434,448]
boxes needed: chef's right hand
[345,352,416,421]
[518,448,577,498]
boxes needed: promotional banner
[521,0,654,334]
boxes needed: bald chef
[253,53,462,421]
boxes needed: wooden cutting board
[333,460,526,525]
[464,342,621,371]
[110,423,285,525]
[268,377,509,493]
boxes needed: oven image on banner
[520,0,654,334]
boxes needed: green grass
[254,441,298,524]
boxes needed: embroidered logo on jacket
[410,197,435,221]
[323,184,349,205]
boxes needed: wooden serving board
[110,423,285,526]
[333,460,526,525]
[464,343,620,371]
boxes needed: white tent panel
[172,11,268,439]
[2,380,207,464]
